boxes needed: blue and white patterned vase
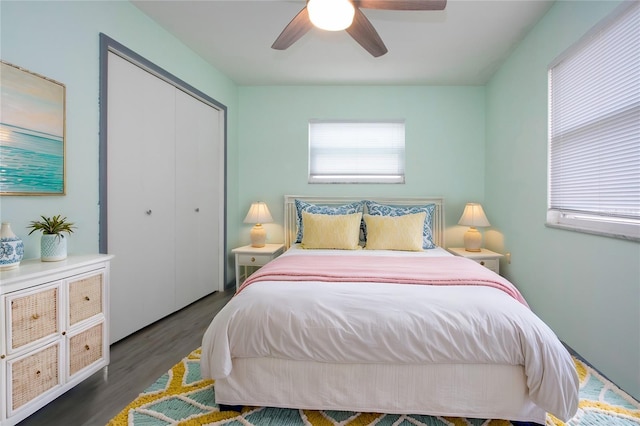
[0,222,24,270]
[41,233,67,262]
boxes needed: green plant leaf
[27,214,75,236]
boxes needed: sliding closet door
[107,53,177,343]
[104,42,226,344]
[174,89,222,309]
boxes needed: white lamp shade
[244,202,273,225]
[458,203,491,227]
[307,0,355,31]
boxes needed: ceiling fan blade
[356,0,446,10]
[271,6,313,50]
[346,7,388,57]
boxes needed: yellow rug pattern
[107,348,640,426]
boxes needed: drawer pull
[31,313,40,320]
[251,257,256,263]
[36,370,41,376]
[85,344,90,351]
[62,331,66,336]
[84,296,91,301]
[480,261,485,266]
[1,354,5,359]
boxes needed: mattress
[201,246,579,422]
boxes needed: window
[547,2,639,241]
[308,120,405,184]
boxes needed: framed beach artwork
[0,61,66,195]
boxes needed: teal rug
[107,348,640,426]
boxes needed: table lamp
[244,202,273,247]
[458,203,491,252]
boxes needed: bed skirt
[214,357,547,424]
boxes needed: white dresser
[0,254,113,426]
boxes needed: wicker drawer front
[68,323,104,376]
[10,343,61,411]
[68,273,103,326]
[10,287,59,351]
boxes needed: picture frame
[0,61,66,195]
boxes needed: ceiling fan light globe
[308,0,355,31]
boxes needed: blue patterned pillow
[364,200,436,249]
[295,200,364,243]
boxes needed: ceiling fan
[271,0,447,58]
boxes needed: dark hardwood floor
[17,289,234,426]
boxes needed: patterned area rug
[107,348,640,426]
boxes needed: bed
[201,196,579,424]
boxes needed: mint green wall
[485,0,639,399]
[0,1,240,281]
[236,86,486,247]
[3,0,637,403]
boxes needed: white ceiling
[131,0,555,86]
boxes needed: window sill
[545,222,640,243]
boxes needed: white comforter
[201,247,578,421]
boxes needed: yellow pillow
[301,211,362,250]
[364,212,426,251]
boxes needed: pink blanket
[237,254,529,307]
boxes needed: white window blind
[308,120,405,184]
[547,2,640,241]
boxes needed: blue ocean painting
[0,122,64,193]
[1,61,65,194]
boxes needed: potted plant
[27,215,75,261]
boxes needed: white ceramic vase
[0,222,24,270]
[41,233,67,262]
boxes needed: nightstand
[232,243,285,291]
[447,247,504,274]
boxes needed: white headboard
[284,195,445,249]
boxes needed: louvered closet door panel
[107,53,176,343]
[174,90,222,308]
